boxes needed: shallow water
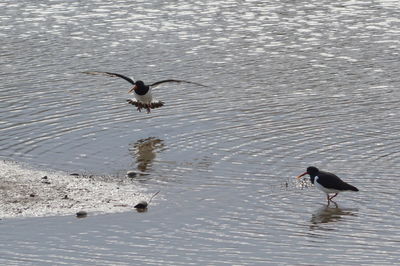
[1,0,400,264]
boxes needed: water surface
[1,0,400,264]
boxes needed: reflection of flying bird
[83,71,206,113]
[130,137,165,172]
[296,166,359,202]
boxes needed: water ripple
[1,0,400,265]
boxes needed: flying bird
[296,166,359,202]
[83,71,206,113]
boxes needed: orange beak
[128,85,137,93]
[296,172,308,179]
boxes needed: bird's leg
[328,193,338,201]
[137,106,142,112]
[326,194,330,202]
[146,105,151,113]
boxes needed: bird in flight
[296,166,359,203]
[83,71,206,113]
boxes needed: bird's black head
[135,80,145,88]
[306,166,319,176]
[296,166,320,180]
[128,80,149,95]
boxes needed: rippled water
[1,0,400,264]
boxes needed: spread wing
[83,71,135,85]
[150,79,207,88]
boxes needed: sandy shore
[0,160,149,218]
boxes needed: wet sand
[0,161,150,218]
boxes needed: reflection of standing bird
[296,166,359,202]
[309,205,357,230]
[83,71,206,113]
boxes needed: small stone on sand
[76,211,87,218]
[134,201,148,209]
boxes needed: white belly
[134,88,153,104]
[314,176,340,194]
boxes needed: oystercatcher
[296,166,359,202]
[83,71,206,113]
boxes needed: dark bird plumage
[297,166,358,202]
[82,71,206,113]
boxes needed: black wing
[318,171,359,191]
[83,71,135,85]
[150,79,207,88]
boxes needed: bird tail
[344,183,359,191]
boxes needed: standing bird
[83,71,206,113]
[296,166,359,202]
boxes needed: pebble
[134,201,148,209]
[126,171,137,178]
[76,211,87,218]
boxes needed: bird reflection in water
[129,137,165,172]
[309,202,358,231]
